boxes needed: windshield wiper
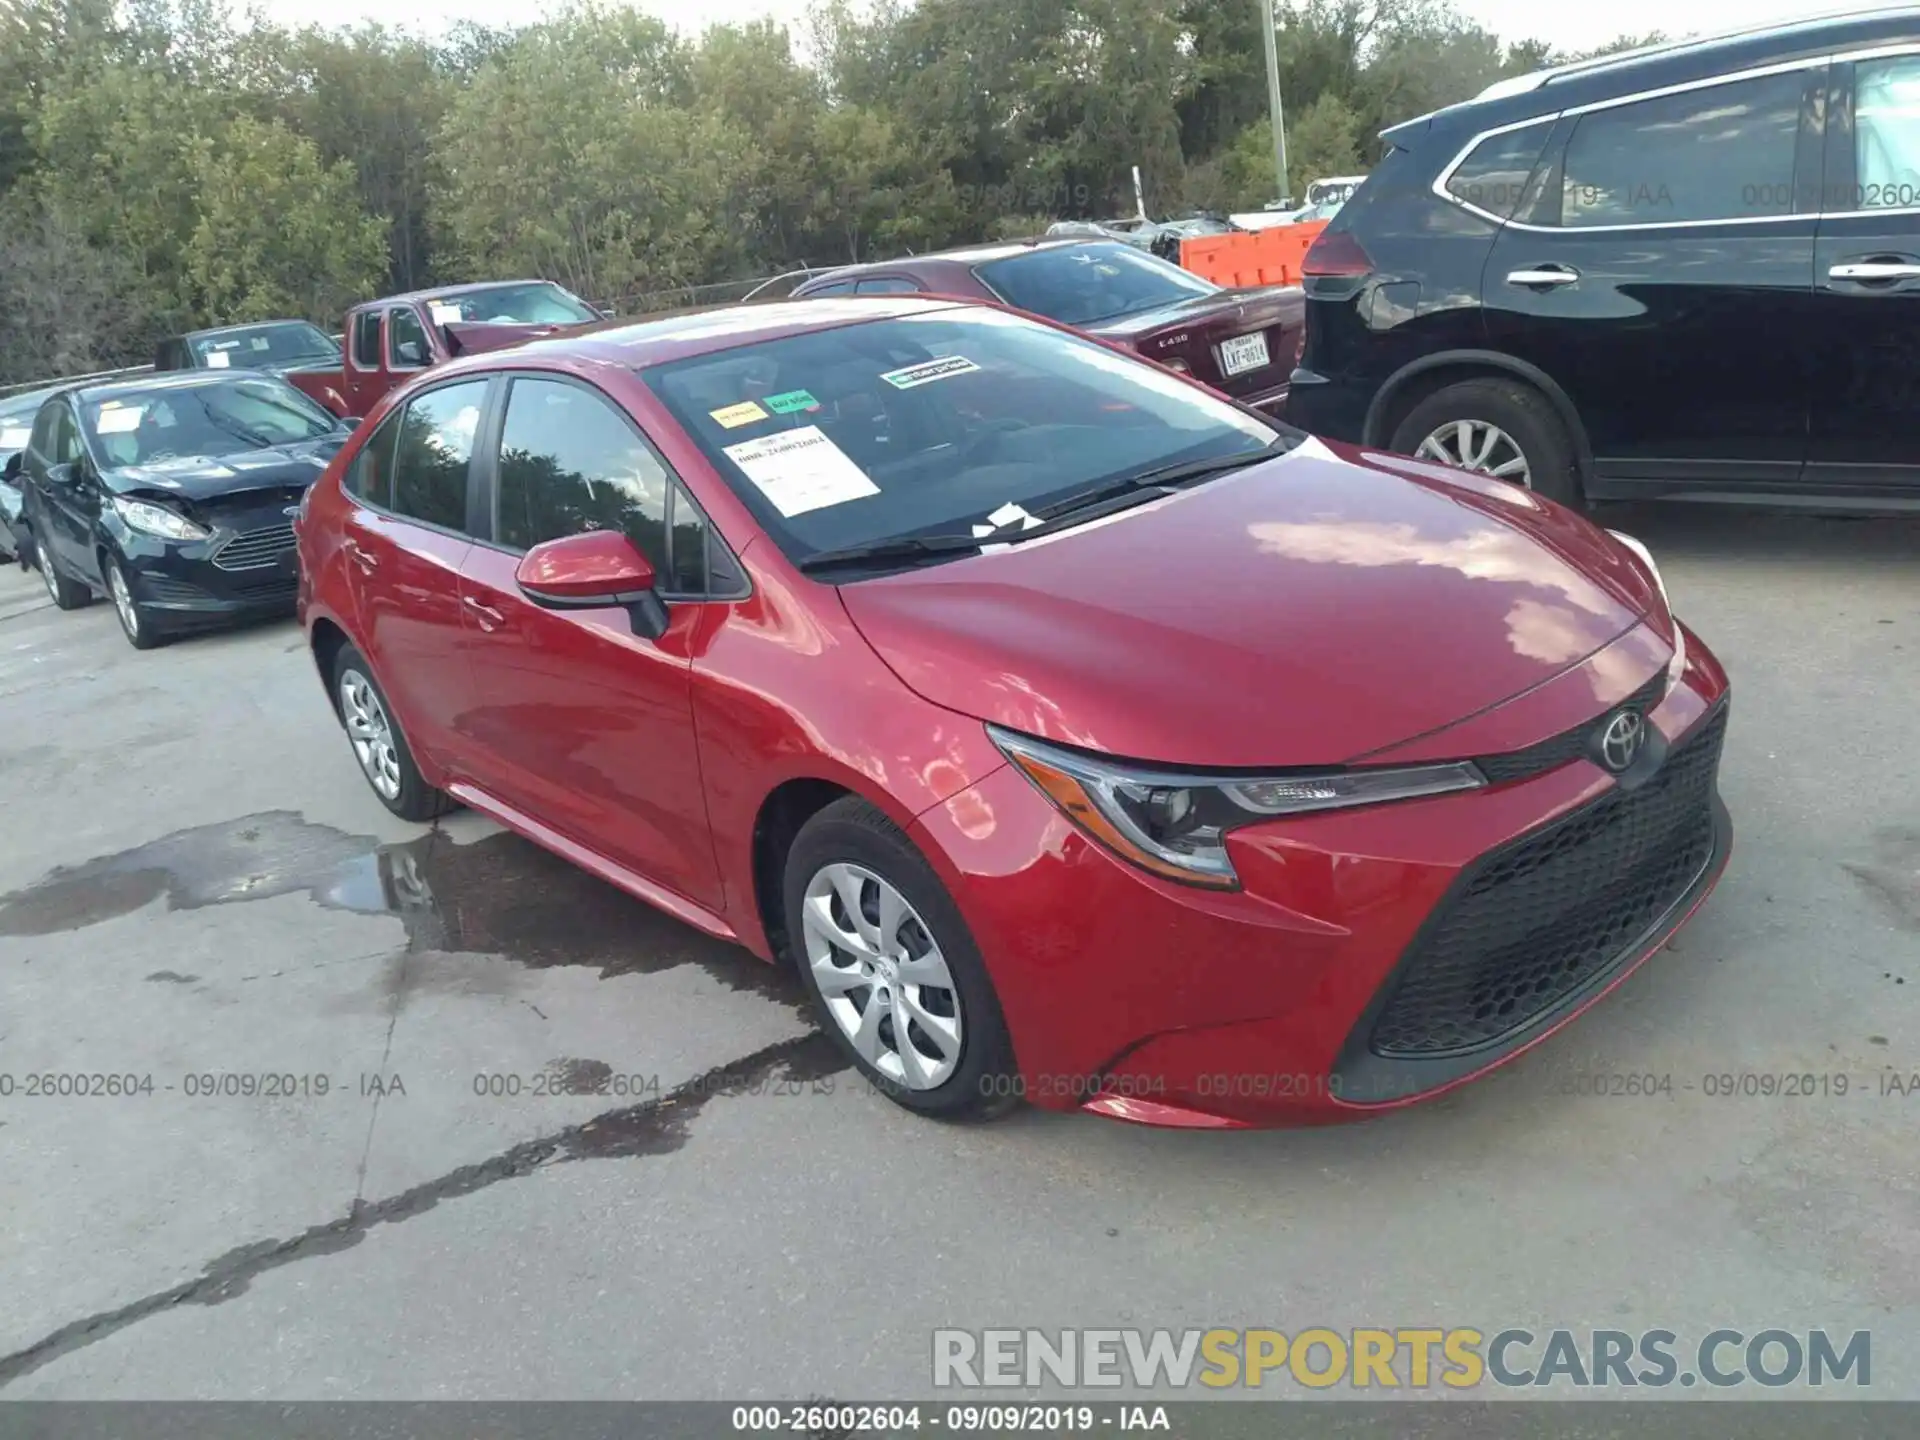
[1028,437,1296,526]
[796,532,988,574]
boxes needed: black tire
[783,796,1019,1121]
[330,642,455,822]
[34,536,92,610]
[103,555,166,650]
[1390,377,1581,508]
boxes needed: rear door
[343,309,385,417]
[455,373,728,910]
[336,377,492,780]
[1806,49,1920,494]
[1479,60,1825,492]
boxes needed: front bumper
[911,621,1732,1129]
[119,516,300,629]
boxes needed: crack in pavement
[0,1030,846,1391]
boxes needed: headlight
[990,727,1484,889]
[112,496,208,541]
[1607,529,1667,608]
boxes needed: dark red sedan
[786,239,1301,416]
[295,295,1732,1129]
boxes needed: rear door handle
[1828,261,1920,282]
[462,595,505,632]
[1506,265,1580,289]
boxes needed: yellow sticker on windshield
[711,401,770,429]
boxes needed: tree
[185,116,388,322]
[0,203,160,384]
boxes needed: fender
[1363,348,1595,484]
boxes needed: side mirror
[515,530,668,640]
[44,462,75,487]
[395,341,425,366]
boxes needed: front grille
[1473,670,1669,786]
[211,522,296,572]
[141,575,213,604]
[1367,703,1727,1058]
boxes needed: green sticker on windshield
[765,389,820,414]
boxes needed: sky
[250,0,1838,60]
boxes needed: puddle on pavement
[0,811,797,1000]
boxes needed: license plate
[1218,331,1270,376]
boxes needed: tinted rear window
[1444,120,1556,220]
[974,242,1218,326]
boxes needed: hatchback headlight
[112,496,208,541]
[990,727,1484,889]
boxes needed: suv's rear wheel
[1390,378,1580,507]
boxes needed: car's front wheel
[104,555,165,650]
[331,643,455,822]
[1391,378,1580,507]
[35,536,91,611]
[783,797,1019,1120]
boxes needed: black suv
[1288,8,1920,511]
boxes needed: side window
[1558,69,1807,227]
[1855,56,1920,207]
[388,307,429,369]
[345,412,400,505]
[46,406,81,464]
[351,311,382,369]
[391,381,486,531]
[804,280,856,297]
[856,277,921,294]
[29,403,58,458]
[495,377,703,587]
[1445,120,1556,220]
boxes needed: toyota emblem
[1598,709,1646,773]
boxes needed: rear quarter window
[1443,119,1557,221]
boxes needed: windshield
[423,283,597,328]
[645,308,1282,571]
[82,378,339,467]
[974,242,1219,326]
[192,323,338,369]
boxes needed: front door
[1480,61,1824,493]
[27,401,96,578]
[456,373,722,911]
[1806,51,1920,495]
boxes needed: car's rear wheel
[783,797,1018,1121]
[35,537,91,611]
[1391,378,1580,507]
[331,643,455,822]
[104,555,165,650]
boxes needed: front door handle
[344,540,378,575]
[1828,261,1920,282]
[1506,265,1580,289]
[462,595,505,632]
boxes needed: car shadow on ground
[1592,500,1920,566]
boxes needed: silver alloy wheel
[37,540,58,603]
[107,561,140,641]
[338,668,403,801]
[1415,419,1532,487]
[801,862,963,1090]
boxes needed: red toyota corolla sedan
[295,296,1732,1129]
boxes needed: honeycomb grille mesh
[1368,704,1726,1057]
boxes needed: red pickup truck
[288,279,604,419]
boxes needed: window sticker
[763,389,820,415]
[251,336,271,351]
[879,355,981,389]
[96,406,144,434]
[205,350,231,368]
[428,302,463,326]
[722,425,880,518]
[710,400,770,429]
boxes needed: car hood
[836,438,1664,769]
[105,439,347,503]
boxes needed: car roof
[1386,4,1920,140]
[434,296,976,375]
[0,384,65,417]
[68,370,294,405]
[181,319,321,340]
[368,279,573,308]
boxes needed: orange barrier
[1179,220,1328,289]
